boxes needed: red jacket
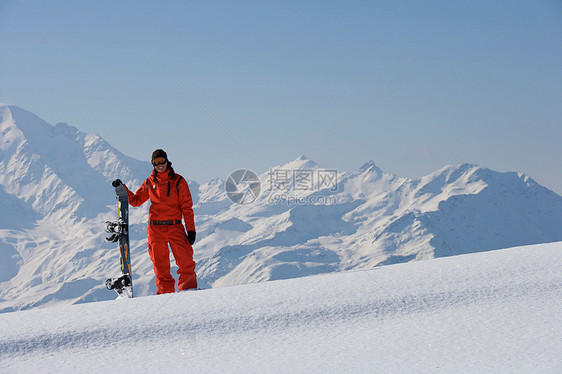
[125,170,195,231]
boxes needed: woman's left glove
[187,231,196,245]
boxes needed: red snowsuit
[125,169,197,294]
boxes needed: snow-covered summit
[358,160,383,175]
[0,104,151,222]
[269,154,320,172]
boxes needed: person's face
[152,157,168,173]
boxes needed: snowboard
[104,184,134,298]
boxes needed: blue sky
[1,1,561,193]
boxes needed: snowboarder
[113,149,197,294]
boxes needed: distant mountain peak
[358,160,383,175]
[273,155,320,172]
[0,105,151,222]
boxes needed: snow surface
[1,242,560,373]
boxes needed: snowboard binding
[105,274,132,298]
[105,220,127,243]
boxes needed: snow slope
[0,242,560,373]
[1,104,562,313]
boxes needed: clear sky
[1,1,561,194]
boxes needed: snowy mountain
[0,105,150,222]
[195,156,562,287]
[1,104,562,313]
[1,242,561,373]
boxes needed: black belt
[149,220,182,225]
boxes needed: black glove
[112,179,122,187]
[187,231,196,245]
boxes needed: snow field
[0,242,560,373]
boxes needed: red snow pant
[147,224,197,294]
